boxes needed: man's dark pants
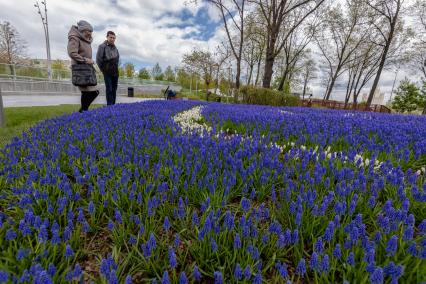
[104,73,119,105]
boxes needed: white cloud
[0,0,222,69]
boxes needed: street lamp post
[34,1,52,81]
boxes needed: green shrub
[239,86,300,107]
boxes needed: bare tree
[183,49,217,95]
[406,0,426,78]
[276,15,317,91]
[298,52,317,99]
[206,0,247,89]
[248,0,326,88]
[214,43,231,94]
[0,21,27,65]
[364,0,405,107]
[344,39,382,106]
[315,1,368,101]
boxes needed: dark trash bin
[128,87,134,97]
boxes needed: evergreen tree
[392,79,421,113]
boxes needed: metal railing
[0,63,179,86]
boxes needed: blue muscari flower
[16,248,29,261]
[109,270,119,284]
[125,275,133,284]
[364,248,375,265]
[420,247,426,259]
[419,219,426,233]
[51,230,61,245]
[403,226,414,241]
[47,263,56,277]
[38,225,49,243]
[115,209,123,224]
[262,233,269,244]
[275,261,288,278]
[277,234,286,248]
[19,219,32,237]
[65,244,74,259]
[178,197,185,219]
[324,221,335,242]
[164,217,171,232]
[224,210,234,230]
[370,267,384,284]
[174,234,181,247]
[193,265,201,281]
[129,235,137,246]
[179,272,188,284]
[88,201,95,215]
[314,237,324,254]
[250,189,256,199]
[368,196,376,208]
[63,226,71,241]
[169,247,177,269]
[386,235,398,256]
[347,252,355,266]
[192,212,199,226]
[384,262,403,280]
[244,265,251,279]
[234,263,243,280]
[253,272,262,284]
[214,271,223,284]
[0,270,8,283]
[295,212,302,227]
[108,220,114,231]
[241,197,251,212]
[65,270,74,282]
[292,229,299,244]
[234,233,242,249]
[210,237,218,252]
[310,252,319,271]
[5,229,17,241]
[78,208,85,223]
[296,258,306,277]
[74,264,82,280]
[374,231,382,243]
[20,270,30,283]
[162,271,170,284]
[333,244,342,259]
[321,254,330,274]
[100,259,110,277]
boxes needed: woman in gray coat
[67,20,99,112]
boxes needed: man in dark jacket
[96,31,120,105]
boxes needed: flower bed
[0,101,425,283]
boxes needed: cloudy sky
[0,0,223,67]
[0,0,421,101]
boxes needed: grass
[0,104,100,149]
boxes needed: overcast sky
[0,0,223,67]
[1,0,422,101]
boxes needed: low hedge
[239,86,300,107]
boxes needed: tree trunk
[262,54,275,88]
[277,65,290,91]
[255,58,262,86]
[247,64,254,86]
[235,61,241,89]
[366,5,399,107]
[324,74,338,101]
[302,74,308,99]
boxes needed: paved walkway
[2,95,161,107]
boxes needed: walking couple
[67,20,120,112]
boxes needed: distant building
[361,89,385,105]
